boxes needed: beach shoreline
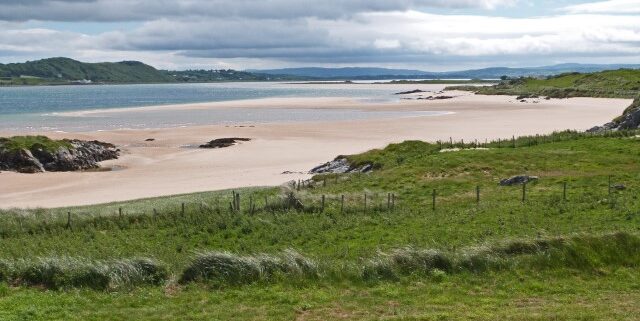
[0,91,631,209]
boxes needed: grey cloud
[0,0,517,22]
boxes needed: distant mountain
[2,58,639,86]
[0,57,173,84]
[248,67,429,78]
[251,64,640,80]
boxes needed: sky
[0,0,638,71]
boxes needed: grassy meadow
[447,69,640,99]
[1,130,640,319]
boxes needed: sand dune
[0,89,630,208]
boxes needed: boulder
[394,89,426,95]
[309,157,373,174]
[499,175,538,186]
[199,138,251,149]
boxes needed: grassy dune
[447,69,640,98]
[2,130,640,319]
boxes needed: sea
[0,82,447,132]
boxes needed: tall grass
[0,232,637,290]
[0,257,167,290]
[179,249,318,285]
[361,232,640,281]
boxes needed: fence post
[323,178,327,187]
[522,183,526,203]
[119,207,123,219]
[341,195,345,214]
[512,135,516,148]
[364,194,367,214]
[432,189,437,211]
[392,193,395,211]
[66,212,72,230]
[236,193,240,212]
[563,182,567,201]
[476,185,480,204]
[181,203,185,217]
[153,208,158,222]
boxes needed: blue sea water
[0,82,443,132]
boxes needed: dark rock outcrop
[0,140,119,173]
[199,138,251,149]
[394,89,426,95]
[588,97,640,132]
[499,175,539,186]
[309,157,373,174]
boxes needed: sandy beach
[0,86,631,208]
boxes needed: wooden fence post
[522,183,527,203]
[563,182,567,201]
[432,189,437,211]
[119,207,123,219]
[341,195,345,214]
[392,193,395,211]
[387,193,391,210]
[181,203,185,217]
[66,212,72,230]
[364,194,367,214]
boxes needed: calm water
[0,82,443,132]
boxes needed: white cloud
[562,0,640,14]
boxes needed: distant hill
[248,67,429,78]
[252,64,640,80]
[0,58,304,86]
[0,57,173,84]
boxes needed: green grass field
[1,130,640,319]
[447,69,640,99]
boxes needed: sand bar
[0,87,631,208]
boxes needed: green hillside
[0,57,172,84]
[0,58,304,85]
[448,69,640,98]
[2,130,640,319]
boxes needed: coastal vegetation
[1,130,640,319]
[446,69,640,99]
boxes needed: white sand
[0,86,630,208]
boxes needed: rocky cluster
[589,97,640,132]
[0,139,119,173]
[199,138,251,149]
[499,175,539,186]
[309,157,373,174]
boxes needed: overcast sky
[0,0,638,71]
